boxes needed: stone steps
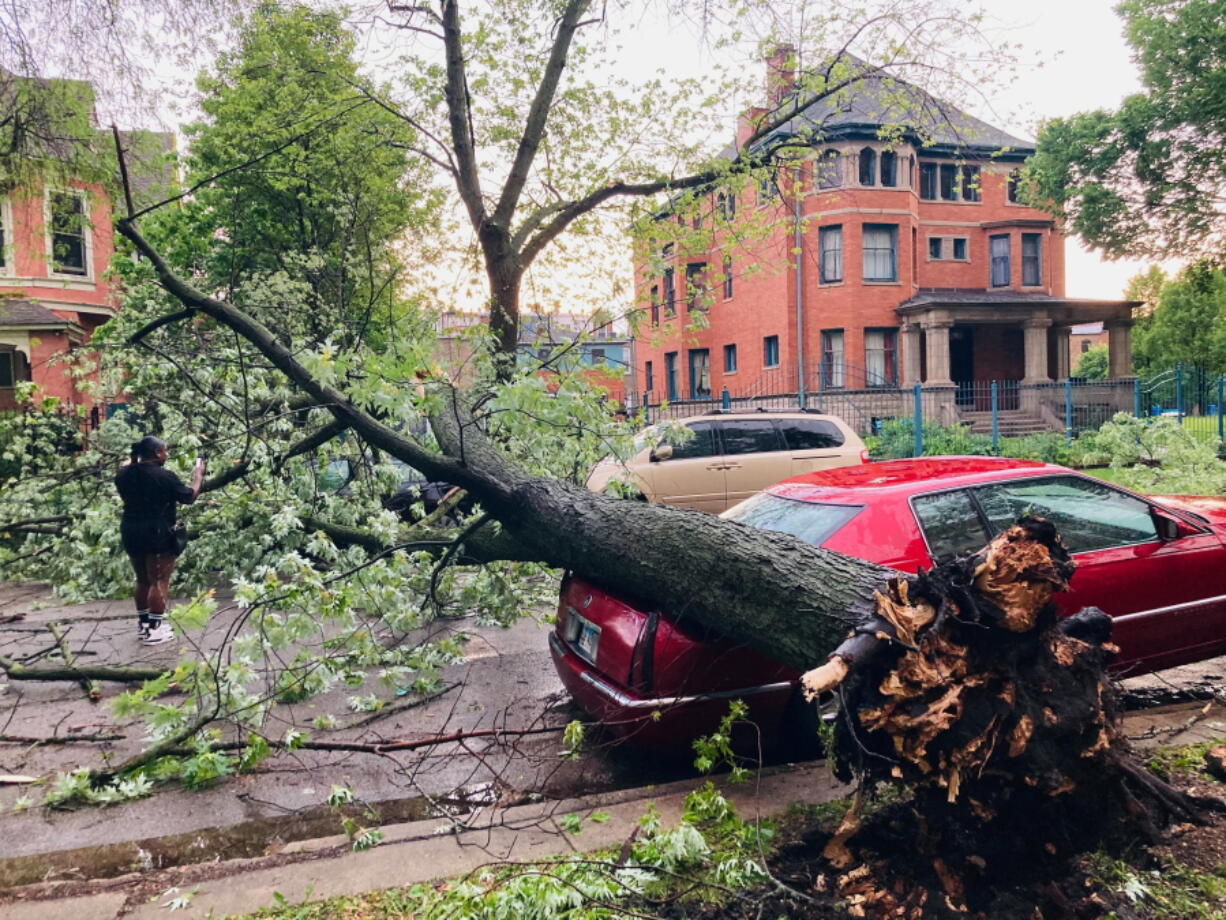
[959,411,1051,437]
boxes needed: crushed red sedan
[549,457,1226,750]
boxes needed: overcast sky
[619,0,1168,300]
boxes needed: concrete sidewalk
[0,760,852,920]
[3,700,1224,920]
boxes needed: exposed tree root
[797,517,1215,917]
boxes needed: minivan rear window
[722,493,863,545]
[779,418,845,450]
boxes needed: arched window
[858,147,876,186]
[1007,169,1022,203]
[880,150,897,187]
[815,150,842,189]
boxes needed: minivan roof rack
[700,407,772,415]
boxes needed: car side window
[778,418,845,450]
[663,421,718,461]
[912,490,990,560]
[973,476,1158,553]
[718,419,783,455]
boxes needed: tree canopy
[1030,0,1226,262]
[1127,263,1226,376]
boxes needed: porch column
[900,323,922,385]
[1021,317,1052,384]
[1054,326,1071,380]
[922,320,954,386]
[1107,322,1133,378]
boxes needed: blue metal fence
[637,362,1226,457]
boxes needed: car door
[777,417,857,476]
[971,475,1226,674]
[647,421,726,512]
[716,418,790,509]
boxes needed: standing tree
[1030,0,1226,263]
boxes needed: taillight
[860,449,871,463]
[556,572,571,634]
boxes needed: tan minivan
[587,410,869,513]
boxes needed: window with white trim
[48,190,89,276]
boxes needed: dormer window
[48,190,89,277]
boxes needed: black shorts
[121,518,178,557]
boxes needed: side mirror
[1151,510,1182,541]
[650,444,674,463]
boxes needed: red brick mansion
[631,51,1135,428]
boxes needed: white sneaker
[141,622,174,645]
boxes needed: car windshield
[722,492,863,545]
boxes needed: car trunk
[558,575,794,699]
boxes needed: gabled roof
[754,70,1032,160]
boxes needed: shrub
[868,419,993,460]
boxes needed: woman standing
[115,436,205,644]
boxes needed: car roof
[767,456,1066,503]
[673,410,852,425]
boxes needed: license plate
[566,608,601,664]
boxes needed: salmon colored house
[0,178,117,413]
[0,72,172,418]
[632,51,1137,430]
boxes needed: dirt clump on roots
[756,516,1224,918]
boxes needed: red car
[549,457,1226,750]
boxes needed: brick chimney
[766,44,796,103]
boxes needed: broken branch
[0,654,167,684]
[48,622,100,701]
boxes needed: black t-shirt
[115,463,196,529]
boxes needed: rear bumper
[548,632,794,748]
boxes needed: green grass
[1085,854,1226,920]
[1076,466,1133,485]
[1147,740,1225,782]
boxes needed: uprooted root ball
[800,517,1213,917]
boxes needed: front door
[950,326,974,407]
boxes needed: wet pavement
[0,581,661,874]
